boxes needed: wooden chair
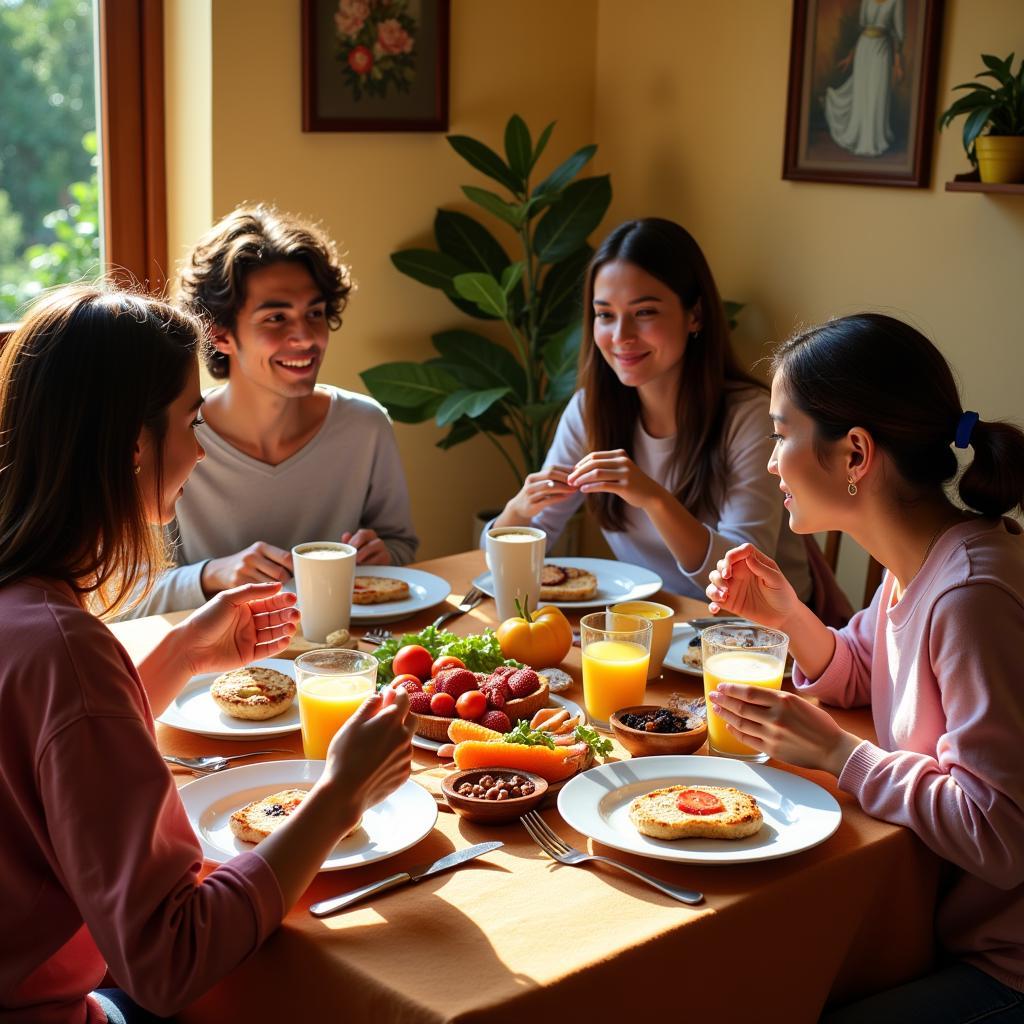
[824,532,885,609]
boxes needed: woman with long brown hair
[493,217,810,600]
[0,286,413,1023]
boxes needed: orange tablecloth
[110,550,939,1023]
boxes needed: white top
[512,389,811,601]
[126,385,418,617]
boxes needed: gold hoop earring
[847,478,857,496]
[134,465,141,476]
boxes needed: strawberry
[408,691,432,714]
[480,709,511,733]
[508,668,540,698]
[489,665,517,683]
[484,676,511,701]
[434,668,478,699]
[481,684,506,710]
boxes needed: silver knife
[308,841,504,917]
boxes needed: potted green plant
[360,115,611,487]
[939,52,1024,184]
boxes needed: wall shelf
[945,171,1024,194]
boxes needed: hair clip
[955,411,979,449]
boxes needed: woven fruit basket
[412,678,550,742]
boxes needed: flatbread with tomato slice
[628,784,763,840]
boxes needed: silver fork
[361,627,393,646]
[521,810,704,905]
[162,750,292,773]
[432,585,485,629]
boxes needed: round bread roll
[629,784,763,841]
[211,666,296,721]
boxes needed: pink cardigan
[794,517,1024,992]
[0,580,285,1022]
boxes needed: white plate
[179,760,437,871]
[556,755,840,865]
[472,557,662,610]
[284,567,450,625]
[663,623,792,678]
[157,659,299,741]
[411,692,585,753]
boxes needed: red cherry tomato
[431,654,466,677]
[392,644,434,681]
[676,789,726,816]
[429,692,456,717]
[455,689,487,720]
[389,673,423,695]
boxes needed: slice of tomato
[676,788,725,815]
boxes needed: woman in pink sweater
[0,287,414,1023]
[706,314,1024,1022]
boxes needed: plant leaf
[360,362,459,411]
[533,175,612,264]
[542,322,581,403]
[537,246,591,331]
[453,272,508,318]
[446,134,523,195]
[519,399,567,423]
[435,386,512,427]
[963,104,995,152]
[501,262,525,294]
[434,210,509,277]
[437,418,479,450]
[534,144,597,196]
[504,115,532,180]
[461,185,525,228]
[431,328,528,399]
[390,248,467,291]
[531,121,556,171]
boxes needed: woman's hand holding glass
[566,449,666,509]
[707,683,861,777]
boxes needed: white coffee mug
[291,541,356,642]
[485,526,546,621]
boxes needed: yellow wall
[166,0,1024,597]
[593,0,1024,602]
[167,0,598,560]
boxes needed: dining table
[110,549,940,1023]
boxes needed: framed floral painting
[782,0,944,186]
[302,0,449,132]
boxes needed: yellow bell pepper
[496,598,573,668]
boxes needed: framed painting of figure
[302,0,449,132]
[783,0,944,186]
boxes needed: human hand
[341,529,392,565]
[179,583,299,676]
[503,465,577,521]
[566,450,665,510]
[837,51,854,73]
[707,684,861,776]
[201,542,293,596]
[706,544,802,629]
[320,688,415,814]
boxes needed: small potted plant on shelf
[939,52,1024,184]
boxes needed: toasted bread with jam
[539,564,597,602]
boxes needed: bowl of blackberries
[609,702,708,757]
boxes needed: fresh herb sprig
[574,724,613,758]
[501,720,613,760]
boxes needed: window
[0,0,166,332]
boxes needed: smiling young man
[126,205,417,616]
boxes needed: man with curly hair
[126,204,417,616]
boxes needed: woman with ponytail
[705,313,1024,1021]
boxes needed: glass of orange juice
[580,611,652,730]
[295,649,377,759]
[702,624,788,763]
[609,601,675,678]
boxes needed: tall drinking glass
[485,526,546,621]
[579,611,652,730]
[702,624,789,763]
[295,649,377,759]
